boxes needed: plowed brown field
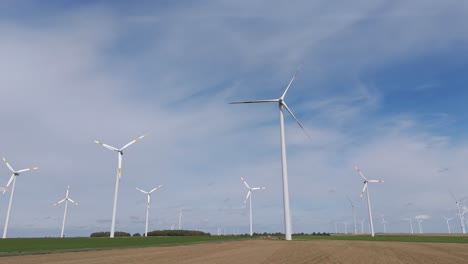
[2,240,467,264]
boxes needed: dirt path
[2,240,467,264]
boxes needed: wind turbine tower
[53,185,79,238]
[240,176,266,236]
[450,191,466,234]
[136,185,162,236]
[443,216,453,234]
[230,66,311,240]
[354,166,384,237]
[94,135,145,238]
[346,196,358,234]
[2,158,39,239]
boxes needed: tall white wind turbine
[136,185,162,237]
[442,216,453,234]
[346,195,358,234]
[354,165,384,237]
[53,185,79,238]
[240,176,265,236]
[230,66,310,240]
[449,191,466,234]
[94,135,145,238]
[2,157,38,239]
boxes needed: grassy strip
[292,234,468,243]
[0,236,247,256]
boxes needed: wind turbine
[240,176,266,236]
[442,216,453,234]
[2,157,38,239]
[136,185,162,237]
[360,218,366,234]
[449,191,466,234]
[230,66,310,240]
[405,217,414,234]
[53,185,79,238]
[416,217,424,234]
[346,195,358,234]
[178,208,183,230]
[94,135,145,238]
[381,215,388,233]
[354,165,384,237]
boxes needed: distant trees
[90,231,131,237]
[147,230,211,236]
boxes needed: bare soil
[2,240,467,264]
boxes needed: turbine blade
[252,187,266,190]
[449,190,458,202]
[94,141,119,151]
[3,174,15,194]
[282,102,312,141]
[244,190,251,204]
[368,180,384,183]
[136,187,148,194]
[2,158,15,173]
[280,64,302,99]
[53,198,66,206]
[240,177,251,189]
[147,195,151,205]
[121,135,145,150]
[16,167,39,173]
[354,165,368,181]
[360,183,368,197]
[67,198,79,205]
[229,99,279,104]
[149,185,163,193]
[118,152,122,182]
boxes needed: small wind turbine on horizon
[240,176,266,236]
[94,135,145,238]
[449,191,466,234]
[2,157,38,239]
[380,215,388,233]
[404,217,414,234]
[442,216,454,234]
[346,195,358,234]
[415,215,430,234]
[354,165,384,237]
[178,208,183,230]
[53,185,79,238]
[230,66,311,241]
[360,218,366,234]
[136,185,162,237]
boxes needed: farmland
[1,235,467,263]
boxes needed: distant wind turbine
[230,66,311,240]
[360,218,366,234]
[53,185,79,238]
[2,157,38,239]
[404,217,414,234]
[415,215,430,234]
[381,215,388,233]
[178,208,183,230]
[94,135,145,238]
[354,165,384,237]
[240,176,266,236]
[442,216,454,234]
[346,195,358,234]
[449,191,466,234]
[136,185,162,236]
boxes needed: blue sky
[0,1,467,237]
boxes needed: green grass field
[0,236,246,256]
[292,234,468,243]
[1,234,467,257]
